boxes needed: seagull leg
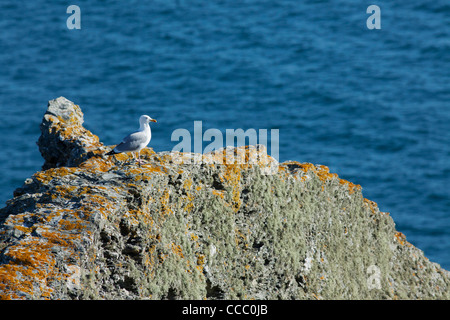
[129,152,136,165]
[136,150,146,166]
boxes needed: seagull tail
[106,149,118,156]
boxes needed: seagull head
[140,115,157,124]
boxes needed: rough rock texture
[0,97,449,300]
[37,97,105,170]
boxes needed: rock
[0,97,449,300]
[37,97,107,170]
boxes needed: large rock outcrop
[0,97,448,300]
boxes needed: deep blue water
[0,1,449,270]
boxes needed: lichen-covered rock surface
[0,97,448,300]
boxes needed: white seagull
[106,115,157,165]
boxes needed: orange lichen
[364,198,390,216]
[394,231,406,246]
[293,163,361,195]
[33,167,77,185]
[314,165,339,182]
[158,251,168,264]
[196,254,205,266]
[338,178,361,195]
[0,178,119,299]
[139,147,157,159]
[171,243,184,258]
[211,189,225,199]
[79,154,114,173]
[183,178,193,191]
[127,163,166,178]
[0,238,58,300]
[364,198,379,214]
[195,254,206,273]
[52,111,99,143]
[14,227,31,236]
[221,164,243,212]
[58,218,88,232]
[160,189,173,215]
[50,185,78,201]
[234,228,248,247]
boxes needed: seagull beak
[150,119,157,123]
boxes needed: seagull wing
[114,130,148,153]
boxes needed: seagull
[106,115,157,165]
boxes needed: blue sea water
[0,1,449,270]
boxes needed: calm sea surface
[0,1,449,269]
